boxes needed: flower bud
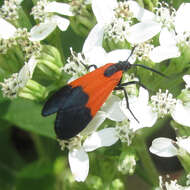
[69,0,96,36]
[18,80,47,101]
[36,45,63,80]
[118,148,137,175]
[110,179,124,190]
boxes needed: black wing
[42,84,93,139]
[42,85,73,116]
[42,85,89,116]
[55,106,92,139]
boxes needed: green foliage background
[0,0,190,189]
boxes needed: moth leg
[115,85,139,123]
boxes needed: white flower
[149,137,190,157]
[171,100,190,127]
[0,0,23,22]
[159,176,190,190]
[87,0,180,63]
[0,18,18,54]
[114,88,158,145]
[174,3,190,34]
[0,57,37,98]
[151,89,177,118]
[59,94,125,181]
[18,57,37,87]
[126,20,162,44]
[80,95,126,136]
[126,2,185,62]
[101,95,126,121]
[149,27,180,62]
[126,2,172,44]
[65,37,136,80]
[183,75,190,89]
[62,127,119,182]
[149,137,177,157]
[82,17,136,68]
[0,18,16,39]
[133,41,154,61]
[83,45,136,68]
[121,87,158,132]
[85,0,153,50]
[30,1,73,41]
[128,3,190,62]
[171,75,190,127]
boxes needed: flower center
[114,2,134,20]
[117,153,136,175]
[0,73,19,98]
[17,28,42,60]
[104,17,131,43]
[0,0,21,22]
[31,0,50,22]
[134,41,154,61]
[58,136,82,151]
[115,120,135,145]
[69,0,89,16]
[63,48,88,77]
[0,37,16,54]
[154,2,176,30]
[151,89,177,118]
[176,31,190,48]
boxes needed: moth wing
[55,106,92,139]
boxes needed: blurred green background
[0,0,189,189]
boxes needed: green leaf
[0,119,12,129]
[0,127,25,190]
[15,175,55,190]
[17,160,53,179]
[0,98,56,139]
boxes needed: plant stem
[134,135,159,187]
[30,133,48,161]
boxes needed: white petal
[105,49,136,64]
[127,1,156,21]
[68,147,89,182]
[45,1,74,16]
[101,95,126,121]
[126,21,161,44]
[18,66,30,87]
[51,15,70,31]
[85,46,107,67]
[183,75,190,88]
[17,0,23,4]
[129,108,157,131]
[29,20,57,41]
[131,110,157,131]
[159,28,176,46]
[171,100,190,127]
[26,57,37,77]
[80,111,107,136]
[92,0,117,24]
[85,0,91,4]
[82,24,104,55]
[121,88,157,131]
[149,45,180,63]
[83,128,119,152]
[149,137,177,157]
[138,87,149,104]
[177,137,190,154]
[175,3,190,34]
[0,18,16,39]
[18,58,37,87]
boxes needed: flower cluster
[158,176,190,190]
[0,0,23,22]
[1,0,190,189]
